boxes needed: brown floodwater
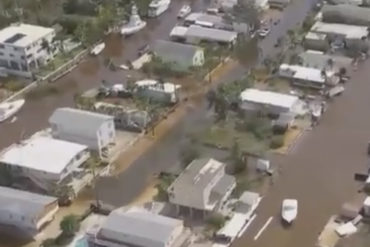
[1,0,366,246]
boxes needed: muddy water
[0,0,207,150]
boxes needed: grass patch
[197,117,270,155]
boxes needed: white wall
[0,29,56,77]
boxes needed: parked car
[178,4,191,18]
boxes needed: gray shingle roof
[99,207,182,247]
[0,186,57,220]
[49,107,113,135]
[152,40,200,66]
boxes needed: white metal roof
[186,25,237,43]
[0,135,87,174]
[305,31,327,40]
[0,23,54,47]
[279,64,326,83]
[170,26,188,37]
[240,88,299,109]
[310,21,368,39]
[217,212,249,238]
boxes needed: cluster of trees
[42,214,80,247]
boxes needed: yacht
[0,99,25,122]
[91,42,105,55]
[121,4,147,36]
[148,0,171,17]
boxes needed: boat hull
[0,99,25,122]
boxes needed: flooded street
[2,0,368,246]
[0,0,207,150]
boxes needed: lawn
[198,117,271,156]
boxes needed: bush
[207,214,227,230]
[60,214,80,237]
[270,135,284,149]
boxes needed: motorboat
[281,199,298,224]
[148,0,171,17]
[0,99,25,122]
[121,4,147,36]
[178,4,191,18]
[91,42,105,55]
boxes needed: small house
[298,51,353,73]
[135,79,181,104]
[152,40,204,71]
[0,186,58,237]
[304,32,329,51]
[87,207,187,247]
[322,5,370,26]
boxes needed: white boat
[121,5,147,36]
[91,42,105,55]
[281,199,298,224]
[177,4,191,18]
[148,0,171,17]
[0,99,25,122]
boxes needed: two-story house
[0,23,56,78]
[49,108,116,159]
[167,158,236,218]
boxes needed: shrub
[207,214,227,230]
[270,135,284,149]
[60,214,80,237]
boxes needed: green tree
[74,20,102,47]
[234,36,260,65]
[60,214,80,236]
[207,214,226,231]
[229,140,245,174]
[225,0,260,30]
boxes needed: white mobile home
[279,64,339,89]
[239,88,300,115]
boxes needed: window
[21,55,25,59]
[9,53,14,57]
[0,52,3,56]
[109,131,114,139]
[26,46,31,50]
[0,44,4,49]
[13,47,19,51]
[26,54,32,59]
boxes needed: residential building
[0,133,90,190]
[311,21,369,42]
[49,108,115,158]
[0,186,58,237]
[135,79,181,103]
[167,158,236,217]
[170,25,237,45]
[304,32,329,51]
[298,50,353,72]
[184,13,226,29]
[239,88,300,116]
[0,23,56,78]
[220,0,268,10]
[328,0,362,5]
[279,64,339,89]
[268,0,290,9]
[322,4,370,26]
[87,207,187,247]
[152,40,204,71]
